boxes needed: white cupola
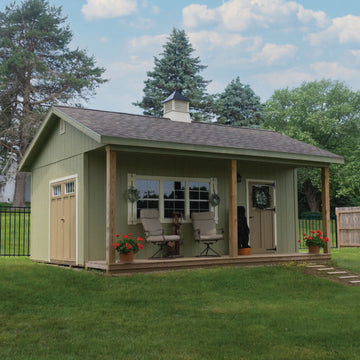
[162,91,191,123]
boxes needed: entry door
[50,178,76,264]
[248,182,276,254]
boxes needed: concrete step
[317,267,335,271]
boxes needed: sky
[2,0,360,114]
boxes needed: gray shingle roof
[54,105,342,161]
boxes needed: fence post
[321,167,331,254]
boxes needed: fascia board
[101,136,344,167]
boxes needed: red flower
[324,237,329,242]
[316,230,322,234]
[310,231,316,234]
[123,234,128,239]
[308,236,312,240]
[319,236,322,240]
[113,242,119,249]
[303,233,307,237]
[138,244,143,250]
[137,237,144,241]
[125,243,132,249]
[115,234,120,238]
[298,239,301,243]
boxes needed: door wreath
[252,186,271,209]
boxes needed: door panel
[248,182,275,253]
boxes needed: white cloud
[254,43,298,65]
[182,0,328,31]
[188,31,248,49]
[129,34,167,51]
[350,49,360,62]
[310,62,360,80]
[107,57,152,79]
[82,0,137,20]
[307,15,360,45]
[182,4,218,28]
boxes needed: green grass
[331,248,360,273]
[1,256,360,360]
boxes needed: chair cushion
[192,211,217,240]
[199,234,224,241]
[163,234,180,242]
[146,235,165,243]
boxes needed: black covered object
[238,206,250,248]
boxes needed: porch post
[321,167,331,254]
[228,159,238,257]
[106,146,116,265]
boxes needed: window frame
[127,174,218,225]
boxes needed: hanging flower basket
[127,186,140,203]
[210,193,220,207]
[252,186,271,209]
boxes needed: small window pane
[53,185,61,196]
[65,181,75,194]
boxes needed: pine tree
[134,28,211,121]
[214,77,263,127]
[0,0,107,205]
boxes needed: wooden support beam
[321,167,331,254]
[106,146,116,265]
[228,159,238,257]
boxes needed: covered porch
[100,146,333,274]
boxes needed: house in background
[19,92,343,272]
[0,154,30,204]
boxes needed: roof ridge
[53,105,168,121]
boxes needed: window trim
[127,174,218,225]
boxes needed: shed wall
[86,151,298,261]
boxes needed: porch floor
[85,252,331,274]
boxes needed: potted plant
[299,230,329,254]
[113,233,144,263]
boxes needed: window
[136,179,159,218]
[65,181,75,194]
[164,181,185,218]
[52,184,61,197]
[128,175,217,224]
[189,182,210,216]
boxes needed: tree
[263,79,360,212]
[214,77,263,127]
[0,0,107,206]
[134,28,211,121]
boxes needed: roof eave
[100,136,344,167]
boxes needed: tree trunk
[13,172,28,207]
[302,180,320,212]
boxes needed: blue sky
[3,0,360,114]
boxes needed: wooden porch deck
[85,253,331,274]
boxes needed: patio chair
[191,211,224,257]
[140,209,180,258]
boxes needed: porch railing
[0,206,30,256]
[298,213,337,249]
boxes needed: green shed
[19,94,344,272]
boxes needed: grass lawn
[1,256,360,360]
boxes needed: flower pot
[238,248,251,256]
[119,251,134,263]
[308,245,321,254]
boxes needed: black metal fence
[0,206,30,256]
[298,214,337,249]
